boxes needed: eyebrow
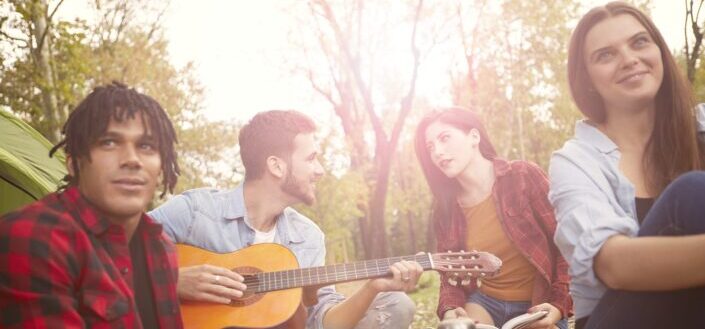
[98,130,156,142]
[426,130,449,147]
[589,31,650,62]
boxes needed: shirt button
[121,267,129,274]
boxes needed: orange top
[463,196,535,301]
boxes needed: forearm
[322,281,379,329]
[595,234,705,290]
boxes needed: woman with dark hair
[550,2,705,328]
[414,107,571,329]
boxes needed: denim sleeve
[148,194,195,243]
[548,153,638,291]
[305,234,346,329]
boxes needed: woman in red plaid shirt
[414,107,571,329]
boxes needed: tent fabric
[0,110,66,215]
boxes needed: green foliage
[0,0,241,194]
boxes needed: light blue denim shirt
[548,104,705,319]
[148,184,346,329]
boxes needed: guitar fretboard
[248,254,433,293]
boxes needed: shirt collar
[61,186,162,237]
[223,183,305,244]
[574,119,619,154]
[492,157,511,177]
[696,103,705,133]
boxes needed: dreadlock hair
[49,81,180,197]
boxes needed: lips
[112,177,146,191]
[617,70,648,84]
[439,159,452,168]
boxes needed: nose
[120,144,143,169]
[620,48,639,69]
[313,159,325,178]
[431,145,444,161]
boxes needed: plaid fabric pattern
[0,187,182,328]
[436,159,572,319]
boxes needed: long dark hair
[50,82,180,197]
[568,1,705,194]
[414,107,497,230]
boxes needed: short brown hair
[238,110,316,180]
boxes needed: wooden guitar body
[177,243,304,329]
[176,243,502,329]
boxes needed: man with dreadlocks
[0,82,183,328]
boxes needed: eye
[595,50,614,63]
[139,142,156,151]
[99,138,116,147]
[439,134,450,142]
[633,36,650,48]
[426,143,435,152]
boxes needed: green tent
[0,110,67,215]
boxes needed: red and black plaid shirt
[436,159,573,319]
[0,186,183,328]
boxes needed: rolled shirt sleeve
[303,233,346,329]
[548,150,639,318]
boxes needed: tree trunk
[30,0,60,142]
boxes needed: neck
[243,179,290,232]
[599,102,655,152]
[455,156,495,206]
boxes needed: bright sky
[58,0,686,122]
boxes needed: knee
[662,171,705,205]
[369,292,416,328]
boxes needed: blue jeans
[584,171,705,329]
[467,291,568,329]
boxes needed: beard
[281,168,316,206]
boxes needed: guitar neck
[251,254,433,293]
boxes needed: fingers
[389,260,424,291]
[454,307,469,318]
[178,264,247,304]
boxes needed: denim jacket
[148,184,346,329]
[548,105,705,318]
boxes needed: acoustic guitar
[177,243,502,329]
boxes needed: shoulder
[506,159,545,175]
[0,193,81,237]
[152,187,234,219]
[0,194,88,269]
[283,207,325,240]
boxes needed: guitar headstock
[430,250,502,287]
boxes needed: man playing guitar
[150,110,422,328]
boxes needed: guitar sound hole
[230,266,263,307]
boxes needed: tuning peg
[460,250,465,252]
[461,277,471,286]
[476,278,482,288]
[480,272,486,277]
[448,277,458,286]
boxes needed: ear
[66,155,76,177]
[266,156,287,179]
[468,128,481,145]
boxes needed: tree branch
[36,0,64,52]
